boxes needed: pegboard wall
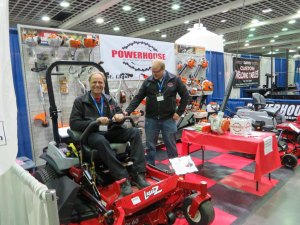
[175,44,213,114]
[175,44,207,81]
[19,25,145,165]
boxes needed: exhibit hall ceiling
[9,0,300,56]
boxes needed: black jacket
[126,71,189,120]
[70,91,122,132]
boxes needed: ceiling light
[282,27,288,31]
[113,27,120,31]
[251,19,259,24]
[155,29,160,32]
[289,49,296,53]
[42,16,50,21]
[245,40,249,43]
[222,10,228,13]
[275,49,279,52]
[270,39,275,42]
[298,46,300,49]
[262,8,272,13]
[60,1,70,8]
[138,17,146,22]
[274,35,279,38]
[262,47,265,49]
[171,4,180,10]
[161,34,167,38]
[122,5,131,11]
[288,19,296,24]
[96,17,104,24]
[293,54,300,59]
[248,34,254,37]
[244,43,249,47]
[220,19,227,23]
[250,28,256,31]
[184,20,189,24]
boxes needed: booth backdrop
[295,59,300,84]
[9,29,32,159]
[0,0,18,176]
[9,29,299,160]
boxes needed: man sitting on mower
[70,72,150,196]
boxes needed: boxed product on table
[230,117,252,136]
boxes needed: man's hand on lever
[173,113,180,120]
[96,117,110,125]
[113,113,124,122]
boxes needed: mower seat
[252,93,279,117]
[67,129,130,165]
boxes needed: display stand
[175,44,213,122]
[181,129,282,191]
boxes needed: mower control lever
[80,116,136,144]
[110,116,136,127]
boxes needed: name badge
[157,96,164,101]
[99,125,108,132]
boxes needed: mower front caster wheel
[281,153,298,169]
[182,194,215,225]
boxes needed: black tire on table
[182,194,215,225]
[282,153,298,169]
[33,164,59,184]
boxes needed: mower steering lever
[80,116,136,144]
[109,116,136,127]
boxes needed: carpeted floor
[156,143,294,225]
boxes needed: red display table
[181,130,282,189]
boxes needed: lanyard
[90,93,104,116]
[156,77,165,93]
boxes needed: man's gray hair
[88,71,106,82]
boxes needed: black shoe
[131,173,151,189]
[120,180,133,196]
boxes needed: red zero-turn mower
[276,116,300,169]
[34,61,215,225]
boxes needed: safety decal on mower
[0,121,7,146]
[131,196,141,205]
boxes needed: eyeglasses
[152,68,163,74]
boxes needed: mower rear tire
[281,153,298,169]
[182,194,215,225]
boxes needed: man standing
[70,72,150,196]
[126,59,189,165]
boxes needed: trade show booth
[2,1,300,224]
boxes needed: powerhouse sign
[233,57,260,87]
[247,103,300,120]
[100,34,175,79]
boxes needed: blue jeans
[145,117,178,165]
